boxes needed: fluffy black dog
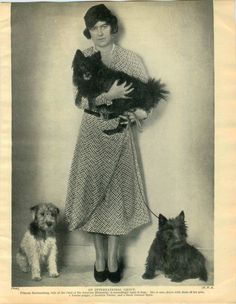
[72,49,168,134]
[142,211,208,282]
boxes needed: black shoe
[107,266,121,283]
[94,264,107,282]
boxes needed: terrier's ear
[158,214,167,227]
[30,205,39,221]
[53,206,60,217]
[177,211,185,222]
[48,203,60,216]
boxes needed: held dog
[142,211,208,282]
[72,49,168,134]
[16,203,60,281]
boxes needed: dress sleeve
[75,96,89,109]
[130,53,153,116]
[75,94,112,109]
[130,53,149,83]
[94,93,112,106]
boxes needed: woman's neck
[94,43,115,66]
[94,43,114,55]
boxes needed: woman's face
[89,21,113,48]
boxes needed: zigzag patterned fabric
[64,45,151,235]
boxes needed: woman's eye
[40,212,45,216]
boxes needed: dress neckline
[93,44,116,67]
[94,43,116,54]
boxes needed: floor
[12,263,213,287]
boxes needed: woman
[65,4,151,283]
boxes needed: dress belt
[84,109,118,120]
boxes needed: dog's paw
[142,272,155,280]
[21,266,30,273]
[49,272,59,278]
[170,276,184,282]
[32,276,42,281]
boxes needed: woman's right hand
[106,80,134,100]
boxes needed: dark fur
[142,211,208,282]
[29,203,59,240]
[29,222,55,240]
[72,49,168,134]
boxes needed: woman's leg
[93,233,106,271]
[107,235,119,272]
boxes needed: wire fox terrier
[16,203,60,281]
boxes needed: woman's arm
[95,54,147,107]
[76,88,129,109]
[128,53,152,119]
[75,79,133,109]
[75,50,150,114]
[75,91,112,109]
[129,53,149,83]
[95,81,133,106]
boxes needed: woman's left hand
[127,109,148,122]
[119,108,148,126]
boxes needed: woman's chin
[95,39,112,48]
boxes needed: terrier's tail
[199,266,208,281]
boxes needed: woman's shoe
[94,264,107,282]
[107,266,121,283]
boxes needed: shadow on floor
[12,262,213,287]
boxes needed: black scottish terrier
[142,211,208,282]
[72,49,168,134]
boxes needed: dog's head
[72,49,101,84]
[30,203,59,232]
[158,211,187,248]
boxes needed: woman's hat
[83,4,118,38]
[84,4,114,29]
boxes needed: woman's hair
[83,4,118,39]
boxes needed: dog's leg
[20,235,42,281]
[142,250,157,280]
[48,241,59,278]
[16,251,30,273]
[171,277,184,282]
[30,252,42,281]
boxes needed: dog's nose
[47,222,53,227]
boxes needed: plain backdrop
[12,1,214,271]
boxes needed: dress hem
[67,218,151,236]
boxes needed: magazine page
[0,0,235,303]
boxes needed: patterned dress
[64,44,151,235]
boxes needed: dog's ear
[48,203,60,216]
[72,49,85,68]
[52,206,60,221]
[177,211,185,222]
[30,205,39,221]
[158,214,167,227]
[75,49,84,58]
[53,207,60,216]
[92,51,101,62]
